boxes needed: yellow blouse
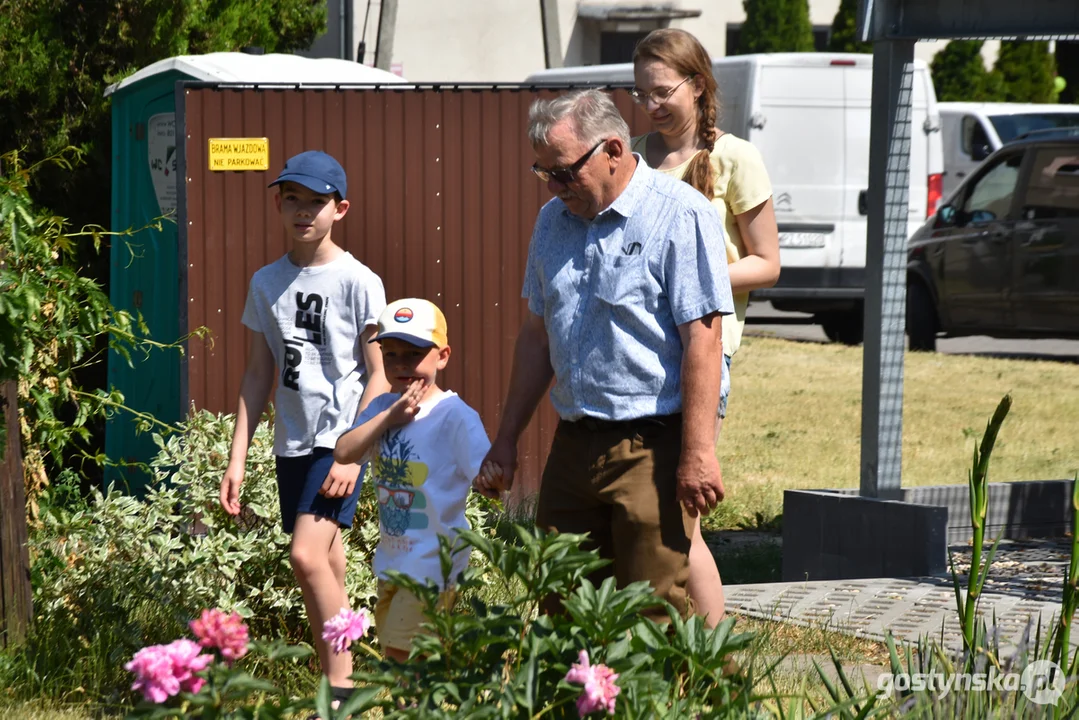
[631,132,773,357]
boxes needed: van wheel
[907,280,938,352]
[819,310,864,346]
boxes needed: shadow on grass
[705,530,783,585]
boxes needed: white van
[938,102,1079,198]
[525,53,944,344]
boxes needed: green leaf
[223,671,278,696]
[315,675,332,719]
[334,686,386,717]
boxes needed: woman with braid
[630,28,781,627]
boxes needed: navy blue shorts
[274,448,364,534]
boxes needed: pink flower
[125,639,213,703]
[322,607,372,655]
[564,650,620,716]
[190,608,249,661]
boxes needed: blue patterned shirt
[522,155,733,421]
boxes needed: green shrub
[121,527,771,719]
[736,0,814,55]
[338,528,766,718]
[931,41,1001,102]
[0,149,152,505]
[827,0,871,54]
[7,409,489,705]
[992,41,1057,104]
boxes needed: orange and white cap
[369,298,448,349]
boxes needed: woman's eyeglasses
[530,139,607,184]
[629,75,695,106]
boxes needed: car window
[962,116,991,157]
[1018,147,1079,220]
[963,153,1022,222]
[990,113,1079,142]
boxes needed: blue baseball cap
[268,150,347,199]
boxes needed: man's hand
[219,461,244,515]
[385,379,426,427]
[320,461,363,499]
[675,450,725,517]
[475,437,518,498]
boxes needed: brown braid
[681,91,717,201]
[633,28,719,200]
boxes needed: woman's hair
[527,88,631,149]
[633,28,718,200]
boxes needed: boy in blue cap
[219,150,389,702]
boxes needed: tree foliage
[737,0,815,55]
[992,40,1057,104]
[0,0,326,232]
[931,40,1001,102]
[0,0,324,494]
[828,0,871,53]
[0,150,137,502]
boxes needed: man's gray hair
[527,89,631,148]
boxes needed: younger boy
[334,298,490,661]
[219,150,389,701]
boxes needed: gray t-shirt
[242,252,386,456]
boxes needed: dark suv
[906,130,1079,351]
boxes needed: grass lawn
[0,704,111,719]
[707,336,1079,531]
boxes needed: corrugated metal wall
[181,85,653,497]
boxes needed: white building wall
[389,0,545,81]
[305,0,1000,83]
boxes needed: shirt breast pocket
[594,255,648,307]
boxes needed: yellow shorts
[374,580,457,652]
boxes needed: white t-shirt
[354,390,491,588]
[242,252,385,456]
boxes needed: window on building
[600,31,651,64]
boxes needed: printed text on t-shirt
[282,292,327,390]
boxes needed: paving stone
[724,539,1078,658]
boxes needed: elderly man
[477,89,732,620]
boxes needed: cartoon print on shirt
[282,291,328,391]
[374,429,429,543]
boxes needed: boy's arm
[221,331,275,514]
[355,324,389,418]
[334,407,396,465]
[320,326,389,500]
[333,380,424,468]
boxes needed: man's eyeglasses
[629,75,695,106]
[531,139,608,184]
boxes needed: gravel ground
[948,538,1073,604]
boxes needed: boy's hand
[320,461,363,499]
[477,438,517,496]
[472,460,504,500]
[220,462,244,515]
[385,379,426,427]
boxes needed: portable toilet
[105,52,406,493]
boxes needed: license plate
[778,232,827,248]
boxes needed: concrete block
[782,490,948,582]
[828,480,1075,544]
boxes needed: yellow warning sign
[208,138,270,171]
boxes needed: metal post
[860,39,914,499]
[339,0,347,60]
[540,0,564,69]
[375,0,398,71]
[1,380,32,647]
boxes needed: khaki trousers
[535,414,693,622]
